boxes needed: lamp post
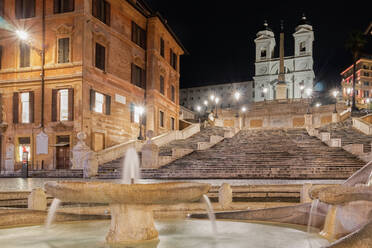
[305,88,313,114]
[234,91,241,117]
[196,105,201,123]
[204,100,208,112]
[333,90,339,113]
[137,106,145,140]
[300,85,305,99]
[215,97,219,119]
[262,87,268,101]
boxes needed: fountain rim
[44,181,211,205]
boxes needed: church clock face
[259,66,268,74]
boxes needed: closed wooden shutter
[20,42,30,67]
[90,89,95,111]
[160,38,164,57]
[15,0,22,18]
[29,91,34,123]
[58,38,69,63]
[54,0,60,13]
[68,88,74,121]
[24,0,35,18]
[131,63,135,85]
[92,0,98,17]
[104,0,110,25]
[105,94,111,115]
[13,92,19,124]
[141,69,146,89]
[0,0,4,17]
[51,89,58,122]
[95,43,105,71]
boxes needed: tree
[345,30,367,112]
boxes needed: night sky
[146,1,371,90]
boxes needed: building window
[364,72,370,77]
[260,49,266,58]
[52,88,74,121]
[171,85,175,102]
[54,0,74,13]
[19,42,30,68]
[95,43,106,71]
[160,76,165,95]
[131,22,146,49]
[364,82,369,86]
[13,92,34,124]
[15,0,35,19]
[0,0,4,17]
[171,117,175,130]
[170,49,177,70]
[18,137,31,162]
[159,111,164,127]
[129,103,142,123]
[58,38,70,63]
[300,41,306,53]
[364,90,369,98]
[90,89,111,115]
[92,0,110,25]
[160,37,164,57]
[131,63,146,89]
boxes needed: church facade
[253,16,315,101]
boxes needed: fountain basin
[45,181,210,205]
[0,219,330,248]
[45,181,210,244]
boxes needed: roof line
[125,0,188,55]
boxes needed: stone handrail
[96,139,138,165]
[353,117,372,135]
[96,123,200,166]
[339,108,351,122]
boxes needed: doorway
[56,135,70,169]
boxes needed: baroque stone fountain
[45,181,210,244]
[45,145,210,245]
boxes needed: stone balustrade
[96,140,138,166]
[353,116,372,135]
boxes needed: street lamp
[215,97,219,118]
[315,102,321,108]
[203,100,208,112]
[262,87,268,101]
[305,88,313,114]
[332,90,339,113]
[137,106,145,140]
[241,106,247,112]
[300,85,305,98]
[196,105,201,123]
[15,30,29,41]
[234,91,241,117]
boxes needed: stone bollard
[301,183,313,203]
[219,183,232,209]
[28,188,47,211]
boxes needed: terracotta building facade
[341,56,372,107]
[0,0,184,172]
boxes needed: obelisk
[276,20,287,100]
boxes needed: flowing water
[307,199,319,233]
[0,219,329,248]
[122,147,141,184]
[45,198,61,229]
[202,194,217,234]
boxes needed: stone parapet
[343,144,364,156]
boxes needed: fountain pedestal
[107,204,158,244]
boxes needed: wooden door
[56,146,70,169]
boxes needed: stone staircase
[140,128,365,179]
[317,118,372,153]
[98,126,226,178]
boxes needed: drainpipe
[40,0,46,128]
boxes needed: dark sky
[146,1,371,90]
